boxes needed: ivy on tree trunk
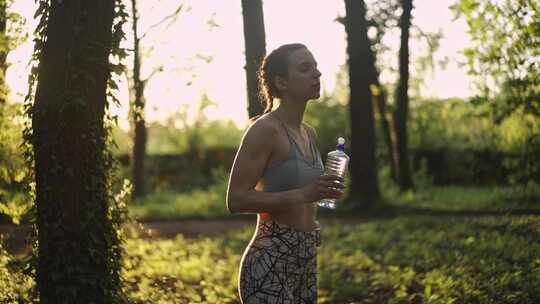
[30,0,126,302]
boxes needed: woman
[226,43,345,303]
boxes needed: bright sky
[7,0,473,130]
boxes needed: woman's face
[280,47,322,101]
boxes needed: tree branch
[140,3,185,41]
[142,65,163,84]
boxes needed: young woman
[226,43,345,303]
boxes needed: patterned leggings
[238,220,321,304]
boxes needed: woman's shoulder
[243,113,280,141]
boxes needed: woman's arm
[226,118,343,214]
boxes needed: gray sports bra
[259,116,324,192]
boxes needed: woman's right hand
[301,175,345,204]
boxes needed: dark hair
[257,43,307,115]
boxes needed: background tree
[344,0,380,207]
[241,0,266,119]
[452,0,539,118]
[128,1,183,198]
[452,0,540,198]
[0,0,6,106]
[338,0,440,187]
[392,0,414,190]
[29,0,126,302]
[363,1,400,183]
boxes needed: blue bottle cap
[336,137,345,151]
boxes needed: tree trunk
[130,0,147,198]
[374,81,398,182]
[393,0,414,190]
[32,1,117,302]
[241,0,266,119]
[344,0,380,207]
[367,52,398,182]
[0,0,7,105]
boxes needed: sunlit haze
[7,0,472,130]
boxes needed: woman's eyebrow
[297,60,317,67]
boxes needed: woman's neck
[272,97,307,131]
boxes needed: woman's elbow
[226,191,241,214]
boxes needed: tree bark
[344,0,380,207]
[0,0,7,105]
[241,0,266,119]
[366,46,398,182]
[393,0,414,190]
[130,0,147,198]
[32,0,116,302]
[373,80,398,182]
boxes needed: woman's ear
[274,76,287,93]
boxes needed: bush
[0,241,34,303]
[0,103,32,224]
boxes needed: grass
[129,187,231,221]
[128,173,244,221]
[108,213,540,303]
[129,175,540,220]
[317,215,540,303]
[386,185,540,212]
[2,184,540,303]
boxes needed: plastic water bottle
[318,137,350,209]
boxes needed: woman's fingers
[317,174,345,199]
[317,178,345,189]
[318,183,344,195]
[319,174,344,183]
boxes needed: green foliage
[0,1,31,224]
[318,215,540,303]
[0,103,31,224]
[452,0,540,196]
[3,185,540,302]
[122,235,240,303]
[409,98,498,151]
[389,185,540,212]
[146,118,242,155]
[96,194,540,303]
[113,147,236,193]
[129,169,231,220]
[399,97,539,188]
[111,97,243,156]
[451,0,540,119]
[304,95,350,156]
[0,242,34,303]
[497,110,540,200]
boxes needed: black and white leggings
[238,220,321,304]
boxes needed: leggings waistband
[257,219,321,247]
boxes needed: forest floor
[0,215,371,257]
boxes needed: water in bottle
[318,137,349,209]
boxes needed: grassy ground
[2,184,540,303]
[128,180,232,220]
[129,178,540,220]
